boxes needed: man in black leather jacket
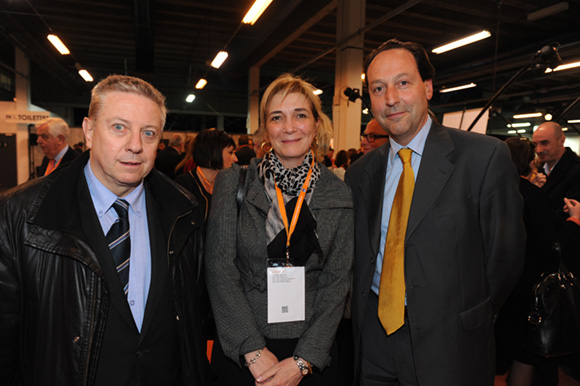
[0,75,210,386]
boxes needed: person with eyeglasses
[360,118,389,154]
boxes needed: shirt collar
[83,160,145,218]
[54,145,69,162]
[389,115,432,161]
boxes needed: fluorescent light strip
[210,51,229,69]
[195,79,207,89]
[432,30,491,54]
[507,122,531,128]
[242,0,274,25]
[568,119,580,124]
[313,89,323,95]
[47,34,70,55]
[507,129,528,134]
[186,94,196,103]
[78,69,93,82]
[439,83,476,93]
[545,61,580,73]
[513,112,542,119]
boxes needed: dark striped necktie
[107,199,131,295]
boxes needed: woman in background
[205,74,353,386]
[176,129,237,222]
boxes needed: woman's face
[265,92,319,169]
[221,145,238,169]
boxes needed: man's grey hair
[36,117,70,141]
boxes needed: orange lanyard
[45,157,62,175]
[274,157,315,263]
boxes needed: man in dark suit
[235,134,256,166]
[345,39,525,386]
[155,133,185,179]
[532,121,580,227]
[0,75,209,385]
[35,117,78,176]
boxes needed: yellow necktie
[378,148,415,335]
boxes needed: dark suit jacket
[155,146,182,179]
[541,147,580,227]
[37,146,79,176]
[345,123,525,386]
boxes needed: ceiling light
[47,34,70,55]
[507,129,528,134]
[507,122,531,128]
[527,2,569,21]
[210,51,229,69]
[362,108,369,115]
[195,79,207,89]
[568,119,580,124]
[361,73,366,81]
[78,69,93,82]
[432,30,491,54]
[513,112,542,119]
[544,113,553,121]
[242,0,274,25]
[313,89,323,95]
[545,60,580,73]
[562,127,569,131]
[185,94,196,103]
[439,83,477,93]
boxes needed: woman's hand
[255,357,304,386]
[564,198,580,220]
[245,347,279,382]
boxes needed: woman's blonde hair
[254,73,332,162]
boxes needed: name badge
[267,266,305,323]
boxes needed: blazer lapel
[361,146,389,257]
[406,124,455,240]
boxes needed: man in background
[533,121,580,227]
[360,118,389,154]
[155,133,184,179]
[235,134,256,165]
[35,117,78,176]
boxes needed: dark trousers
[360,292,418,386]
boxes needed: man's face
[83,91,162,197]
[361,120,389,153]
[367,48,433,146]
[532,124,565,166]
[36,124,65,159]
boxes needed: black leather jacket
[0,152,209,385]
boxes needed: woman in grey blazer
[205,73,354,386]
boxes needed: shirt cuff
[566,216,580,226]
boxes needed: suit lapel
[360,146,389,257]
[78,177,138,331]
[406,124,455,240]
[139,188,168,341]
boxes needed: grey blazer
[345,123,526,386]
[205,160,354,369]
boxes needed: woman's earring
[311,138,319,150]
[261,141,272,153]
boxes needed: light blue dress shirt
[54,145,70,163]
[372,116,432,295]
[84,162,152,332]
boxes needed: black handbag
[527,243,580,357]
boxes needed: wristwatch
[293,356,312,376]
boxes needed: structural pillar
[15,47,31,184]
[332,0,365,152]
[247,66,260,135]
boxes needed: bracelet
[293,356,313,376]
[244,350,262,367]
